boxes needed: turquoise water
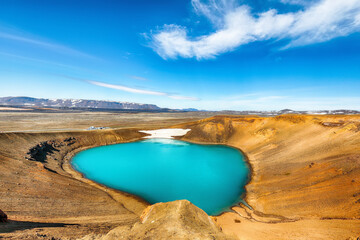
[72,139,249,215]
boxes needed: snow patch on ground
[145,138,189,145]
[139,129,191,139]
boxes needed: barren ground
[0,111,359,239]
[0,111,214,132]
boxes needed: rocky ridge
[0,96,160,110]
[0,209,7,223]
[83,200,236,240]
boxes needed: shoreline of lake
[70,137,250,216]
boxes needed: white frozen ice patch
[139,128,191,139]
[145,138,189,146]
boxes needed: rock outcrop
[101,200,236,240]
[26,137,76,163]
[0,209,7,222]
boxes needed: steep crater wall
[175,115,360,219]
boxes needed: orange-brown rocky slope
[175,115,360,239]
[1,115,360,240]
[88,200,236,240]
[0,129,149,239]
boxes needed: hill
[0,96,161,111]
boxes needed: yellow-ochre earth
[0,112,360,239]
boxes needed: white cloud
[130,75,148,81]
[196,95,360,111]
[84,79,200,101]
[0,26,96,59]
[191,0,239,26]
[280,0,314,6]
[87,80,167,96]
[0,51,94,72]
[151,0,360,59]
[168,95,200,101]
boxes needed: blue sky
[0,0,360,110]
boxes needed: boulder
[102,200,236,240]
[0,209,7,222]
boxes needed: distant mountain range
[218,109,360,115]
[0,96,161,111]
[0,97,359,115]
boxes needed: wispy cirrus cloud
[87,79,200,101]
[191,0,239,26]
[61,76,200,101]
[0,51,96,73]
[130,75,148,81]
[168,95,200,101]
[197,95,360,111]
[87,80,167,96]
[0,26,96,59]
[150,0,360,59]
[280,0,314,6]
